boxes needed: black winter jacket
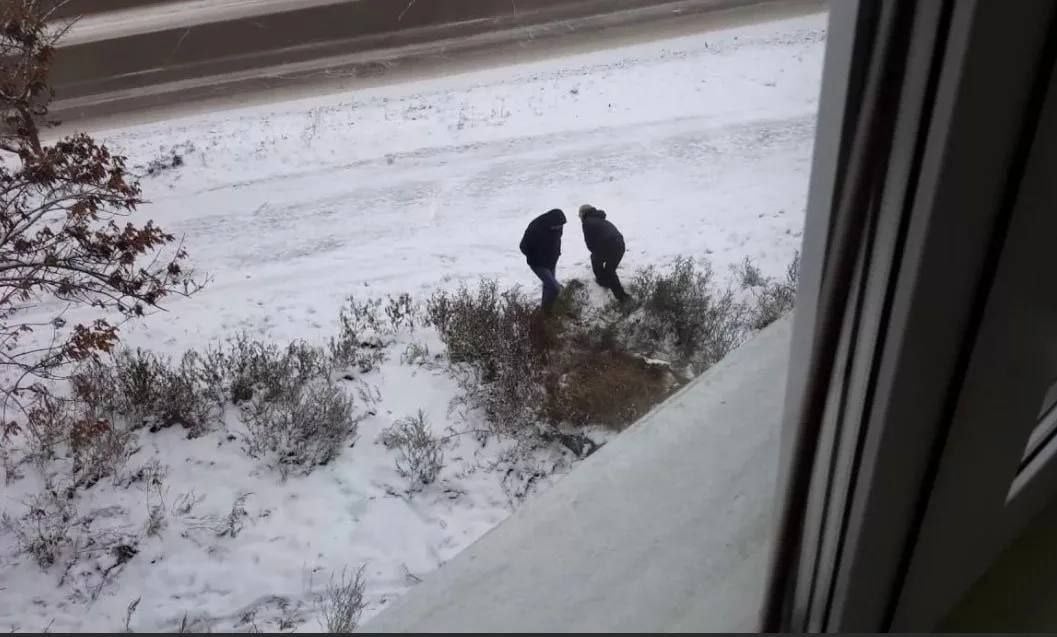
[520,209,566,270]
[581,208,624,256]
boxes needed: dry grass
[545,347,680,430]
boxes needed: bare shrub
[172,490,204,517]
[70,416,135,489]
[284,341,334,385]
[1,481,77,568]
[154,351,223,436]
[427,281,547,433]
[216,491,252,538]
[20,394,71,466]
[181,491,252,540]
[18,392,134,487]
[176,612,214,633]
[94,348,220,437]
[107,349,167,427]
[738,253,800,330]
[425,280,501,365]
[624,257,745,373]
[399,342,432,366]
[384,293,417,332]
[225,336,331,399]
[242,380,357,477]
[142,464,169,537]
[115,458,167,490]
[354,381,382,415]
[195,344,229,412]
[551,277,592,322]
[1,448,20,484]
[2,483,143,596]
[225,335,287,404]
[317,565,367,633]
[78,532,141,601]
[70,358,121,422]
[329,297,388,373]
[205,334,362,474]
[145,503,166,538]
[380,410,444,490]
[171,350,227,434]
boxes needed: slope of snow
[0,11,825,633]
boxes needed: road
[52,0,825,132]
[61,0,353,43]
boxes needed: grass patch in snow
[544,346,677,430]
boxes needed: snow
[0,10,825,633]
[367,316,793,633]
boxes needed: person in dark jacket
[519,208,567,312]
[579,204,629,302]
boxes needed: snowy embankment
[0,12,825,633]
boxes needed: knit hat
[578,204,596,220]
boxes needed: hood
[579,205,606,221]
[543,208,567,226]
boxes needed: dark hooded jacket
[520,208,566,270]
[580,207,624,256]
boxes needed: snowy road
[92,12,825,355]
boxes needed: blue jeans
[531,266,561,311]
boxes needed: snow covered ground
[0,10,825,633]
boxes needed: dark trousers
[531,265,562,311]
[591,242,628,301]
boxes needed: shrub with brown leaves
[0,0,202,436]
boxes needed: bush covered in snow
[2,476,144,600]
[66,333,362,478]
[317,565,367,633]
[426,280,548,433]
[19,393,136,489]
[72,349,223,438]
[0,481,77,568]
[380,411,445,490]
[226,336,333,404]
[623,257,745,373]
[242,379,358,478]
[330,297,388,373]
[329,294,418,374]
[738,252,800,330]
